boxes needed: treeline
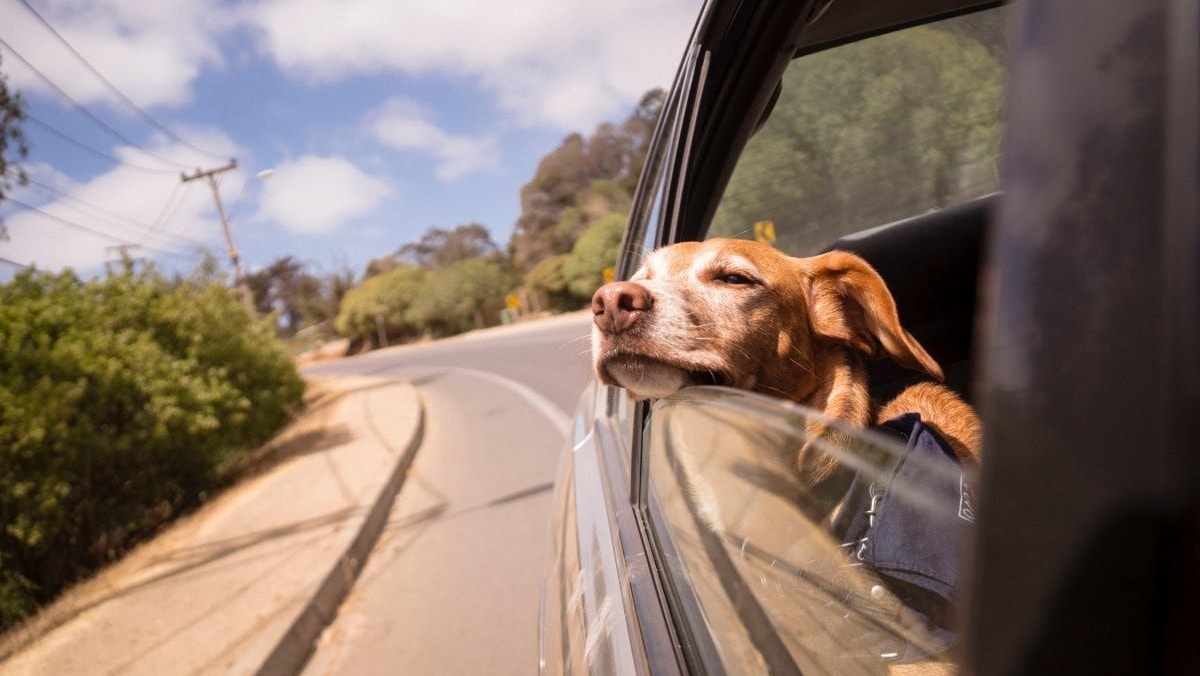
[0,261,304,630]
[253,90,664,351]
[709,21,1005,253]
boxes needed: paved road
[303,312,594,416]
[301,312,594,675]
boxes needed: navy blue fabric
[830,412,975,662]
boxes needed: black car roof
[796,0,1003,56]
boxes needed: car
[540,0,1198,674]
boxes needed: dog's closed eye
[715,272,757,286]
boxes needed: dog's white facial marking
[592,240,794,400]
[602,357,689,400]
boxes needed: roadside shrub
[561,212,626,300]
[405,258,510,337]
[0,265,304,631]
[334,265,427,345]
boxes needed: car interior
[821,193,993,405]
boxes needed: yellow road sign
[753,219,777,245]
[505,294,521,310]
[602,267,615,284]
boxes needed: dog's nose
[593,282,652,334]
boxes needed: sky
[0,0,699,280]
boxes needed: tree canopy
[508,89,663,271]
[0,55,27,205]
[709,24,1004,254]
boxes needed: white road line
[386,365,571,435]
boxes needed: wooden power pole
[181,160,248,297]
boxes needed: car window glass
[707,9,1007,254]
[609,89,679,463]
[647,388,977,674]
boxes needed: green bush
[561,213,626,300]
[334,265,427,345]
[523,254,578,312]
[406,258,510,337]
[0,265,304,630]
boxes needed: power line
[23,113,179,174]
[140,181,187,245]
[0,35,192,170]
[24,177,209,248]
[141,182,211,248]
[13,0,229,162]
[0,255,34,269]
[5,196,196,258]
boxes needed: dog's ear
[798,251,943,380]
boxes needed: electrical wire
[0,255,34,269]
[24,177,209,248]
[0,36,193,170]
[142,182,208,247]
[140,181,186,244]
[5,196,196,258]
[13,0,230,162]
[22,113,180,174]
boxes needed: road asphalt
[0,375,425,676]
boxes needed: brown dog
[591,238,981,481]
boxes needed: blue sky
[0,0,697,279]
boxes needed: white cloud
[243,0,696,132]
[367,98,498,180]
[0,129,243,273]
[253,155,391,235]
[0,0,224,109]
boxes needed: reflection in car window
[708,10,1007,255]
[610,90,678,464]
[649,389,977,674]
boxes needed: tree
[406,258,510,337]
[524,254,575,312]
[709,25,1004,254]
[562,213,627,300]
[508,89,664,273]
[0,55,26,200]
[334,265,427,346]
[1,55,30,239]
[243,256,339,337]
[395,223,500,270]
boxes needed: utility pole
[105,243,143,269]
[182,160,248,298]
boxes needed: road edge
[255,385,427,676]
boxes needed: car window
[647,388,977,674]
[609,65,688,468]
[636,8,1007,673]
[707,9,1007,255]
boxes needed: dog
[591,237,981,481]
[591,238,981,672]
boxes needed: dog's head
[591,238,942,402]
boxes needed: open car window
[647,388,977,674]
[636,6,1008,673]
[707,8,1007,255]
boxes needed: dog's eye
[717,273,756,286]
